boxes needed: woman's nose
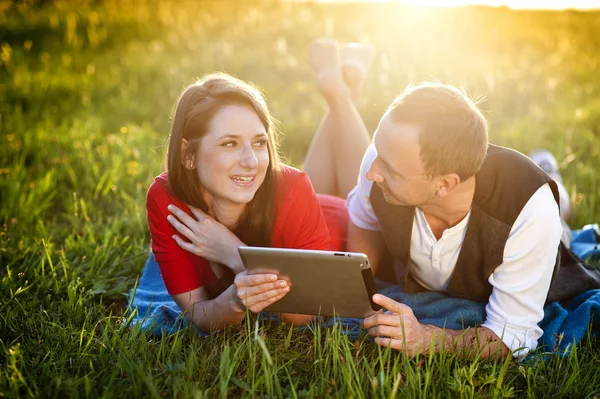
[239,144,258,169]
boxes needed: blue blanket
[127,225,600,354]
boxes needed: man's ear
[181,139,196,170]
[436,173,460,197]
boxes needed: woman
[147,39,373,332]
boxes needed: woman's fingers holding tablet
[234,271,278,287]
[237,286,289,313]
[246,290,289,313]
[245,280,288,297]
[234,271,290,312]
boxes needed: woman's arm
[174,271,291,332]
[173,285,244,332]
[278,313,316,326]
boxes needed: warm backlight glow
[399,0,599,9]
[316,0,600,10]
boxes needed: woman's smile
[229,174,256,186]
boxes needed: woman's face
[193,104,269,209]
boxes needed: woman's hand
[167,204,245,273]
[232,271,290,313]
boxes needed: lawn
[1,0,599,397]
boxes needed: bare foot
[308,38,350,102]
[341,42,374,101]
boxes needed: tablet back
[238,247,380,318]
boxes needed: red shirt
[146,166,347,295]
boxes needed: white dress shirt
[347,145,563,358]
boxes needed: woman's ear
[181,138,196,170]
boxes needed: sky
[314,0,600,10]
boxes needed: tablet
[238,247,381,318]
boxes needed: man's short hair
[387,82,489,181]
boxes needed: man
[305,39,599,359]
[343,83,600,359]
[341,83,557,358]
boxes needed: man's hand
[167,204,245,273]
[363,294,430,356]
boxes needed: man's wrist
[421,324,441,354]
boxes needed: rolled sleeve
[481,183,562,359]
[346,144,381,231]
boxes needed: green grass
[1,0,599,397]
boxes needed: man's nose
[366,159,384,183]
[239,144,258,169]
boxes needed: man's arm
[347,220,386,275]
[481,183,562,358]
[345,144,387,270]
[363,294,510,359]
[423,324,510,359]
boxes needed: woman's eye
[254,139,268,147]
[222,141,237,148]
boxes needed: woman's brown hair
[167,73,282,248]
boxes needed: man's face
[367,113,438,207]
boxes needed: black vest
[370,144,600,303]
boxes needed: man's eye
[390,169,405,179]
